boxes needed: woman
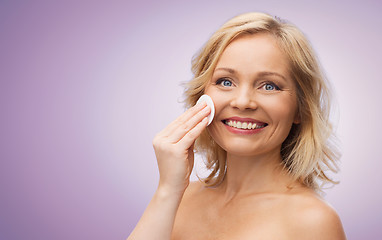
[128,12,346,239]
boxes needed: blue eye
[265,83,275,90]
[262,82,280,91]
[222,80,232,86]
[216,78,233,87]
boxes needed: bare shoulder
[181,181,204,201]
[286,190,347,240]
[172,181,206,239]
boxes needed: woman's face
[204,33,299,158]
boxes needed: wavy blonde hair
[183,12,340,190]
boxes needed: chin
[213,135,282,158]
[217,139,261,157]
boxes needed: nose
[230,86,258,110]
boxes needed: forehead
[215,33,290,78]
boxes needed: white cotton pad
[196,94,215,126]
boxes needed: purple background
[1,0,381,239]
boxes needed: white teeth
[225,120,262,130]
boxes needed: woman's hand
[152,102,210,195]
[127,103,209,240]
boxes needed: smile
[223,120,268,130]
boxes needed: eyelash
[215,78,233,87]
[261,82,281,91]
[215,78,281,91]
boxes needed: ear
[293,111,301,124]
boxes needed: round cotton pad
[196,94,215,126]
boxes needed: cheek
[204,88,228,142]
[204,87,226,116]
[266,95,298,124]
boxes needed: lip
[223,116,266,124]
[221,116,267,135]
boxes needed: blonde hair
[183,12,340,190]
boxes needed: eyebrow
[214,67,288,81]
[214,67,236,74]
[258,71,288,82]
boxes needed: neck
[217,148,298,200]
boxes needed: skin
[172,34,346,239]
[128,33,346,240]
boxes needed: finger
[160,101,207,138]
[176,117,208,149]
[167,105,210,143]
[176,101,207,124]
